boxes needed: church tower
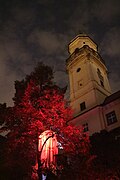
[66,34,112,116]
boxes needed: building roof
[103,90,120,105]
[69,33,97,47]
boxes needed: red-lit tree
[2,63,91,179]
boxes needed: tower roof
[68,34,98,54]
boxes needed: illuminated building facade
[66,34,120,135]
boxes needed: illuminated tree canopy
[1,62,90,179]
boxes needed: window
[97,68,100,73]
[78,80,83,89]
[75,48,79,54]
[76,67,81,72]
[80,102,86,111]
[97,68,104,87]
[83,123,89,132]
[100,80,104,87]
[106,111,117,126]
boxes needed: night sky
[0,0,120,106]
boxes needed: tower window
[97,68,100,73]
[80,102,86,111]
[78,80,83,89]
[100,80,104,87]
[83,123,89,132]
[97,69,103,79]
[75,48,79,54]
[97,68,104,86]
[76,67,81,72]
[106,111,117,126]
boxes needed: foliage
[0,135,8,179]
[1,62,90,179]
[90,129,120,179]
[13,62,53,105]
[0,103,7,125]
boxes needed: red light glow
[38,130,58,168]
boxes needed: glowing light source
[38,130,58,168]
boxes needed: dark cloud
[28,30,67,55]
[99,27,120,92]
[101,27,120,57]
[0,0,120,106]
[91,0,120,24]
